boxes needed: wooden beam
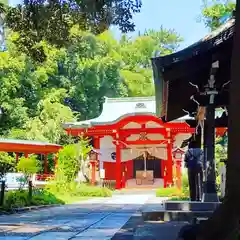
[124,139,168,145]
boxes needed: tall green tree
[3,0,142,61]
[1,26,182,141]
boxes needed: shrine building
[63,96,196,189]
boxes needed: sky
[9,0,209,50]
[113,0,209,50]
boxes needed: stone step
[142,210,213,222]
[165,201,221,211]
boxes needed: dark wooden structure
[152,15,235,202]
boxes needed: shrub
[74,184,112,197]
[3,189,63,210]
[4,190,29,209]
[46,181,112,199]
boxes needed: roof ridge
[104,96,155,103]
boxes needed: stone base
[202,193,220,202]
[165,201,221,211]
[142,210,213,222]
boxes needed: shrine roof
[152,18,234,121]
[63,96,194,129]
[0,138,62,153]
[152,18,234,69]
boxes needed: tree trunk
[195,1,240,239]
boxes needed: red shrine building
[63,96,198,189]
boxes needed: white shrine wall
[98,132,191,163]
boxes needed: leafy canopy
[0,25,182,142]
[0,152,15,179]
[201,0,235,30]
[16,155,41,178]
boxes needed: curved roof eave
[63,112,156,129]
[151,18,235,69]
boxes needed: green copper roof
[0,138,61,147]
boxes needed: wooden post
[44,154,48,174]
[24,153,28,158]
[161,160,166,188]
[115,141,122,189]
[175,159,182,189]
[16,152,19,162]
[90,161,96,185]
[0,180,5,206]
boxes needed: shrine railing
[35,174,54,181]
[102,180,116,190]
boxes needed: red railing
[35,174,54,181]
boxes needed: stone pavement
[0,192,184,240]
[0,193,152,240]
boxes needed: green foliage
[46,181,112,200]
[0,152,15,179]
[0,26,182,140]
[56,145,80,182]
[16,155,41,180]
[3,189,63,210]
[3,0,142,61]
[182,172,190,195]
[156,187,186,198]
[201,0,235,30]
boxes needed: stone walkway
[0,193,152,240]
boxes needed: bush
[74,184,112,197]
[3,189,63,210]
[46,181,112,199]
[156,187,184,197]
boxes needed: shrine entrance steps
[125,178,164,189]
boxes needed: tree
[16,155,40,201]
[16,155,41,183]
[0,26,182,141]
[0,152,15,180]
[76,136,92,182]
[3,0,142,61]
[201,0,235,30]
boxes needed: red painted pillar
[167,141,173,187]
[24,153,29,158]
[176,159,182,189]
[90,161,96,185]
[122,164,126,188]
[44,154,48,174]
[16,153,19,162]
[94,136,100,174]
[115,141,122,189]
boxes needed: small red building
[63,96,198,189]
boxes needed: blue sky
[113,0,209,50]
[9,0,209,50]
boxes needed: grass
[156,186,189,199]
[0,182,112,212]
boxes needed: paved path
[0,193,153,240]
